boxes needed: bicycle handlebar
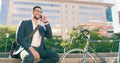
[81,29,90,39]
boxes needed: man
[14,6,59,63]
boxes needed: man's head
[32,6,42,20]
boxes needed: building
[109,0,120,33]
[0,0,10,25]
[117,0,120,33]
[0,0,114,39]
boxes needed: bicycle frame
[82,34,107,63]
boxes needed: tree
[110,33,120,52]
[0,25,118,53]
[45,36,63,53]
[60,26,118,52]
[0,25,64,53]
[0,26,16,52]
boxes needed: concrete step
[0,58,54,63]
[0,52,118,63]
[0,53,9,58]
[0,52,118,58]
[0,57,117,63]
[60,57,117,63]
[0,58,21,63]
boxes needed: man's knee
[22,54,34,63]
[52,53,59,62]
[24,54,34,61]
[55,53,59,62]
[20,50,34,62]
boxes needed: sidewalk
[0,52,118,63]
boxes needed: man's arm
[40,15,52,38]
[16,21,31,50]
[29,47,40,61]
[44,24,52,38]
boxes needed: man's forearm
[45,24,52,38]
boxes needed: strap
[24,25,39,40]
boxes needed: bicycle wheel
[60,48,97,63]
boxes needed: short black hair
[33,6,42,11]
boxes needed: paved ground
[0,57,118,63]
[0,52,118,63]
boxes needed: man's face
[33,8,42,20]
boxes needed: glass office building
[0,0,113,39]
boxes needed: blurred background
[0,0,120,54]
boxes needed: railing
[89,39,120,63]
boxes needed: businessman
[13,6,59,63]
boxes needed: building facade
[110,0,120,33]
[118,0,120,24]
[0,0,10,25]
[0,0,113,39]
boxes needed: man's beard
[34,16,40,20]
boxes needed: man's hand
[29,47,40,61]
[41,15,48,23]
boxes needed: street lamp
[63,40,67,53]
[5,33,10,53]
[55,42,59,52]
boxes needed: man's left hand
[41,15,48,23]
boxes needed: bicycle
[59,29,108,63]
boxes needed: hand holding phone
[40,15,48,23]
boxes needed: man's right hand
[29,47,40,61]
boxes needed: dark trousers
[20,47,59,63]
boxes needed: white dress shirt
[31,20,41,47]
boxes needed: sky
[0,0,1,12]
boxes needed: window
[72,5,75,8]
[50,22,61,26]
[79,6,102,10]
[14,1,60,7]
[65,4,68,8]
[72,11,75,14]
[79,18,104,22]
[47,16,60,19]
[43,9,60,13]
[106,7,113,22]
[79,12,103,16]
[108,31,114,33]
[12,14,31,18]
[11,20,20,24]
[16,8,31,11]
[65,11,68,14]
[65,17,68,20]
[72,17,75,20]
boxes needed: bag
[10,41,20,58]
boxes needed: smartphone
[40,15,47,23]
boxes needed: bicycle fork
[82,35,90,63]
[82,48,88,63]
